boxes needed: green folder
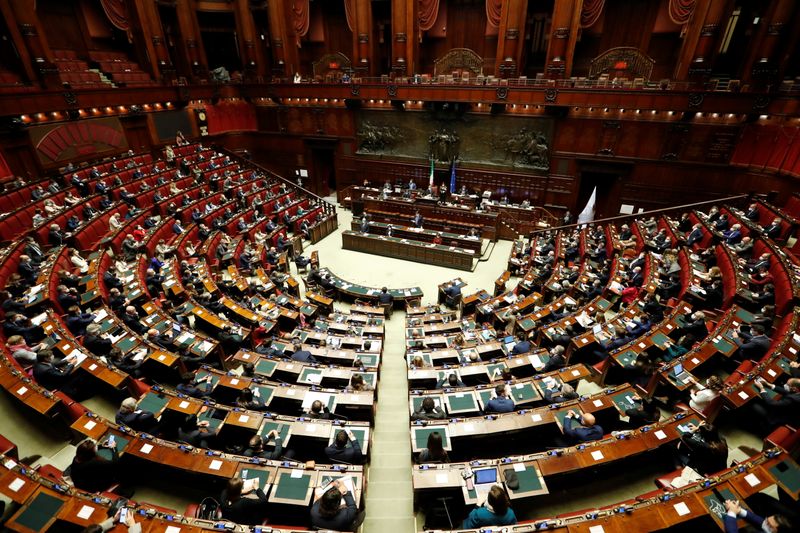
[273,471,312,502]
[446,392,477,413]
[12,491,64,531]
[413,426,450,450]
[769,460,800,495]
[260,421,291,441]
[138,392,169,415]
[511,465,544,492]
[239,466,271,488]
[97,432,131,460]
[255,359,278,376]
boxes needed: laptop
[671,363,691,382]
[473,468,498,501]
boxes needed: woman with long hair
[462,485,517,528]
[417,431,449,463]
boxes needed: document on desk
[131,348,148,362]
[69,349,88,366]
[93,308,108,322]
[673,502,691,516]
[77,504,95,520]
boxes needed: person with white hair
[115,397,160,434]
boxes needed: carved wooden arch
[433,48,484,77]
[312,52,352,79]
[589,47,655,80]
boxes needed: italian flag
[428,158,434,189]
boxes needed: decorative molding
[700,23,718,37]
[553,27,569,39]
[19,24,37,37]
[753,95,770,110]
[505,29,519,40]
[395,32,407,43]
[358,33,369,44]
[687,93,704,108]
[387,84,398,97]
[351,84,360,96]
[62,91,77,106]
[496,87,508,100]
[544,88,557,102]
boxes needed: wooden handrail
[531,193,752,235]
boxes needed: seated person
[177,412,217,448]
[461,485,517,528]
[485,384,515,413]
[675,422,728,475]
[243,431,283,460]
[310,480,362,532]
[69,438,123,493]
[176,372,213,398]
[290,338,317,363]
[723,499,790,533]
[345,374,374,392]
[325,429,364,464]
[543,382,578,404]
[115,397,160,434]
[308,399,332,419]
[220,477,267,524]
[752,377,800,433]
[417,430,449,463]
[435,372,465,389]
[412,397,446,420]
[624,394,661,428]
[688,375,723,412]
[563,410,603,443]
[510,334,532,355]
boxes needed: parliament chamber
[2,1,800,532]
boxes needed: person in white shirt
[69,248,89,274]
[109,213,122,231]
[688,375,723,412]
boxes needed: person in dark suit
[308,400,332,419]
[542,345,567,373]
[33,350,76,391]
[176,372,213,398]
[412,397,446,420]
[435,373,465,389]
[23,237,45,266]
[763,218,783,240]
[510,334,532,355]
[444,282,461,299]
[83,324,113,357]
[732,324,770,360]
[686,224,704,247]
[290,338,317,363]
[220,477,268,525]
[310,481,361,532]
[116,397,160,434]
[485,384,515,413]
[745,204,760,221]
[244,431,284,459]
[752,377,800,433]
[412,211,423,228]
[17,255,38,285]
[722,499,790,533]
[377,287,393,305]
[70,438,123,494]
[563,410,603,442]
[65,305,95,336]
[325,429,364,464]
[121,306,146,335]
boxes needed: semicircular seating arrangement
[1,141,800,533]
[403,199,800,531]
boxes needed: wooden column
[495,0,528,78]
[742,0,796,83]
[0,0,37,83]
[544,0,582,79]
[268,0,296,77]
[175,0,207,80]
[391,0,408,74]
[234,0,265,80]
[353,0,373,76]
[673,0,729,80]
[6,0,59,86]
[127,0,168,81]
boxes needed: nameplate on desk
[571,370,581,376]
[673,502,691,516]
[581,338,589,345]
[638,342,647,349]
[77,504,95,520]
[589,526,605,533]
[463,423,475,432]
[666,324,674,330]
[306,424,316,433]
[590,450,604,461]
[238,415,250,423]
[157,354,166,361]
[230,379,240,385]
[654,430,667,440]
[592,399,604,408]
[140,443,153,454]
[767,369,777,377]
[209,459,223,471]
[745,473,761,487]
[15,386,27,396]
[6,476,26,493]
[531,414,542,422]
[290,469,304,479]
[84,420,96,430]
[287,389,296,396]
[285,364,295,370]
[738,391,749,400]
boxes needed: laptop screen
[672,363,684,376]
[475,468,497,484]
[504,336,515,344]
